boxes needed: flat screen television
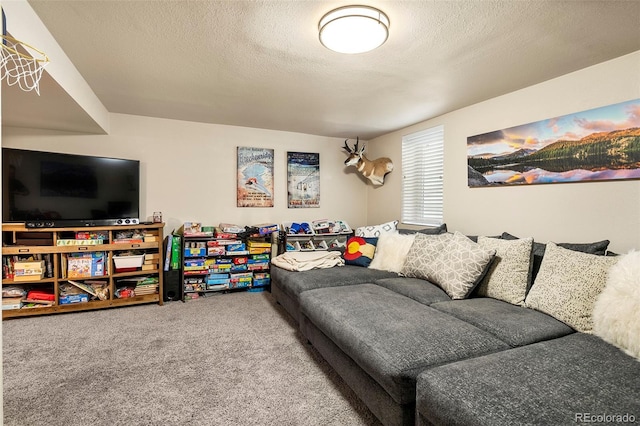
[2,148,140,227]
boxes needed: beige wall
[4,52,640,252]
[367,50,640,254]
[3,113,368,234]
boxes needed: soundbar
[25,218,140,228]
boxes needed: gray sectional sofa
[270,231,640,426]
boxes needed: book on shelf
[113,238,144,244]
[2,297,23,305]
[66,280,97,296]
[57,239,104,246]
[218,223,245,234]
[247,239,271,248]
[164,235,173,271]
[170,234,181,270]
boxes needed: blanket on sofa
[271,250,344,271]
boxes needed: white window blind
[402,125,444,226]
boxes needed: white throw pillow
[525,242,618,333]
[476,236,533,306]
[592,251,640,360]
[368,233,416,273]
[355,220,398,238]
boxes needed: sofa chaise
[270,225,640,426]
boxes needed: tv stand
[2,222,164,319]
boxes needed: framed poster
[467,98,640,187]
[237,147,274,207]
[287,152,320,208]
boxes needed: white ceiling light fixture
[319,5,390,54]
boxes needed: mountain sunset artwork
[467,99,640,187]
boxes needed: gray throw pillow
[401,233,453,278]
[419,232,496,300]
[476,236,533,306]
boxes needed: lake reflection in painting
[467,99,640,187]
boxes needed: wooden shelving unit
[2,223,165,319]
[182,233,271,300]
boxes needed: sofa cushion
[525,243,619,333]
[593,250,640,360]
[373,277,451,306]
[300,284,509,404]
[431,298,574,347]
[416,333,640,426]
[475,236,533,306]
[368,232,416,273]
[398,223,447,235]
[355,220,398,237]
[343,236,377,267]
[271,264,398,301]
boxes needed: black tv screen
[2,148,140,226]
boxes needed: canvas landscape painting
[467,99,640,187]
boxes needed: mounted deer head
[343,137,394,186]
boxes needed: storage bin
[113,254,145,272]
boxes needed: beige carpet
[3,291,380,425]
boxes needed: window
[401,125,444,226]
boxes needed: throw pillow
[368,232,417,273]
[475,236,533,306]
[592,251,640,360]
[355,220,399,238]
[401,232,453,278]
[501,232,610,287]
[524,242,618,333]
[343,236,378,267]
[398,223,447,235]
[422,232,496,300]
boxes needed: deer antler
[343,139,353,153]
[354,137,359,153]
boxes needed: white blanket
[271,250,344,272]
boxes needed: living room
[1,1,638,255]
[2,1,640,425]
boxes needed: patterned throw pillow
[368,232,417,272]
[422,232,496,299]
[355,220,398,238]
[401,233,453,278]
[475,236,533,306]
[501,232,610,286]
[343,236,378,267]
[525,242,618,333]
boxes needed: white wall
[367,50,640,254]
[2,113,368,235]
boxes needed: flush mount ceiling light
[319,5,390,54]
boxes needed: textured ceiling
[4,1,640,139]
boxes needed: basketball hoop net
[1,34,49,95]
